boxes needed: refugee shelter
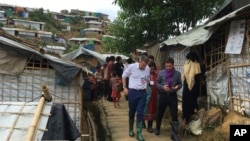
[0,29,84,139]
[158,1,250,116]
[63,47,102,73]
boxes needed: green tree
[103,10,148,53]
[108,0,224,53]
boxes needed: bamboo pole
[226,54,233,111]
[6,102,26,140]
[25,85,51,141]
[79,78,83,135]
[0,111,50,116]
[228,63,250,68]
[25,97,45,141]
[0,126,48,131]
[41,85,52,102]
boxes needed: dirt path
[100,94,198,141]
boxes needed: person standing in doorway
[155,57,182,141]
[181,52,201,130]
[122,55,150,141]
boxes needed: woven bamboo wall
[204,24,228,106]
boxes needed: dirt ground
[196,110,250,141]
[180,95,250,141]
[98,93,250,141]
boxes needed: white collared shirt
[122,63,150,89]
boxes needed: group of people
[83,52,201,141]
[83,55,125,104]
[98,55,126,107]
[122,52,201,141]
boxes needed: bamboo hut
[62,47,105,73]
[0,29,84,139]
[159,1,250,116]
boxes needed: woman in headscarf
[181,51,201,129]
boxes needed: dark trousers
[156,92,178,124]
[128,89,147,123]
[104,80,110,98]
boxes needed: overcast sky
[1,0,120,21]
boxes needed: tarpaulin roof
[13,19,45,24]
[160,3,250,49]
[86,21,102,25]
[0,30,81,85]
[204,3,250,28]
[80,47,107,64]
[69,37,101,42]
[63,47,99,72]
[160,25,214,48]
[84,28,102,32]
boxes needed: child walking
[110,72,121,107]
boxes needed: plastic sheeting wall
[169,48,190,96]
[226,18,250,116]
[230,66,250,115]
[206,65,228,107]
[0,69,81,130]
[228,43,250,116]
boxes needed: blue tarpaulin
[83,44,94,51]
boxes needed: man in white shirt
[122,55,150,141]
